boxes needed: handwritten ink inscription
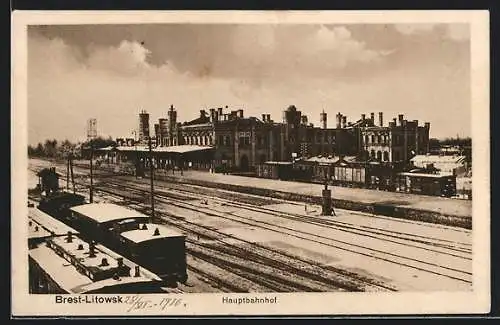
[124,295,186,313]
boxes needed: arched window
[376,151,382,161]
[370,150,376,159]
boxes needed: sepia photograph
[11,10,490,316]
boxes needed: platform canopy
[108,145,214,154]
[153,145,215,154]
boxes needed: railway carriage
[69,203,188,284]
[28,206,166,294]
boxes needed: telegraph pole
[90,141,94,203]
[87,118,97,203]
[148,136,155,222]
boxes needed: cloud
[394,23,469,41]
[27,24,471,144]
[86,40,152,75]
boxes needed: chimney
[238,109,244,118]
[266,114,271,123]
[153,228,160,236]
[89,241,96,258]
[100,258,109,267]
[217,107,223,117]
[134,266,140,277]
[29,221,32,226]
[77,244,84,250]
[320,111,327,129]
[379,112,384,127]
[336,113,342,129]
[301,115,308,125]
[398,114,404,126]
[34,226,39,232]
[361,114,366,121]
[214,111,219,123]
[210,108,216,123]
[424,122,430,129]
[413,119,419,126]
[262,114,267,122]
[141,224,148,230]
[200,110,206,118]
[66,231,73,243]
[342,116,347,128]
[370,112,375,123]
[393,118,397,125]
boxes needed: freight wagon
[395,172,457,197]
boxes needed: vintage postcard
[11,10,490,317]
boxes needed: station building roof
[120,224,184,244]
[70,203,150,224]
[105,145,215,154]
[154,145,214,154]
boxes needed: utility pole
[70,153,75,194]
[90,141,94,203]
[66,155,70,192]
[148,136,155,222]
[87,118,97,203]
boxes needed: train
[34,167,188,285]
[256,157,457,197]
[28,206,167,294]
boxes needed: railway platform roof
[70,203,150,224]
[120,224,184,243]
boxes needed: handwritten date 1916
[124,295,186,313]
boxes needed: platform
[158,170,472,218]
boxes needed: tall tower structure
[167,105,178,146]
[320,110,327,129]
[138,110,150,143]
[87,118,97,141]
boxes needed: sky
[28,23,471,145]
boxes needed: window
[376,151,382,161]
[371,150,376,159]
[383,151,389,161]
[365,135,369,144]
[371,135,375,143]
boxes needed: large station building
[112,104,430,173]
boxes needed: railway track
[139,179,472,255]
[95,178,472,285]
[33,172,396,291]
[30,164,472,291]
